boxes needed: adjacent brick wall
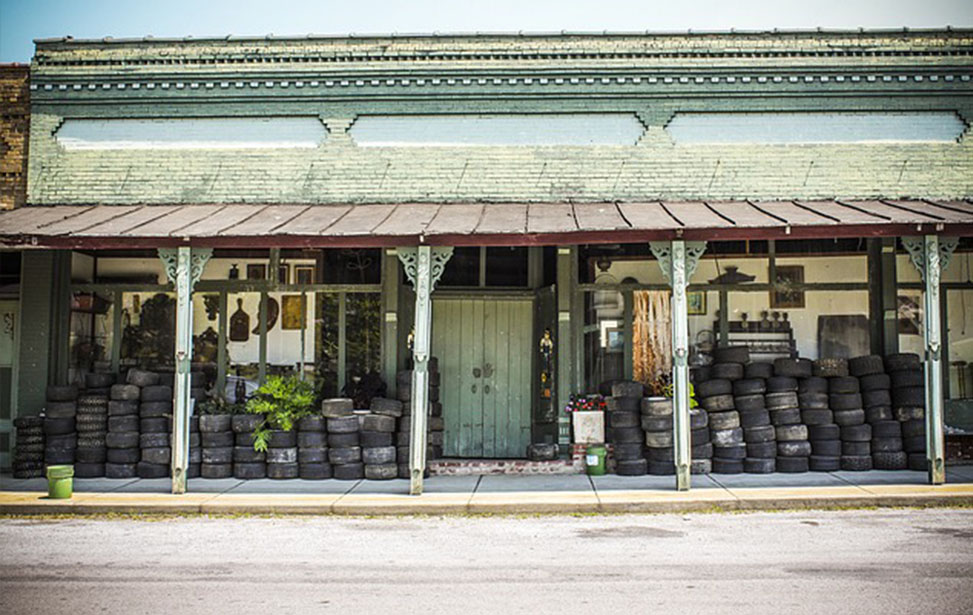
[0,64,29,210]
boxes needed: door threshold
[428,458,582,476]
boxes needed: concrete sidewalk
[2,468,973,515]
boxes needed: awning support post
[650,240,706,491]
[159,247,211,495]
[902,235,957,485]
[397,245,453,495]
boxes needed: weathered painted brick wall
[0,65,29,210]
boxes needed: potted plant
[244,375,316,452]
[566,394,607,444]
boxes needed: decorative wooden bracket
[158,247,212,289]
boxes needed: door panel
[433,297,532,458]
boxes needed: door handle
[473,367,481,378]
[484,384,491,395]
[471,384,477,393]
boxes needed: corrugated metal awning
[1,200,970,249]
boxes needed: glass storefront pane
[315,293,340,399]
[119,291,174,371]
[345,292,382,382]
[69,291,114,383]
[948,289,973,401]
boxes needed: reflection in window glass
[346,293,382,383]
[323,249,381,284]
[485,247,528,287]
[948,290,973,401]
[440,247,480,287]
[315,294,339,399]
[69,292,114,384]
[120,292,174,371]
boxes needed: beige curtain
[633,290,672,392]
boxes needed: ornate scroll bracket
[649,241,707,286]
[902,236,957,283]
[397,246,453,290]
[158,247,213,290]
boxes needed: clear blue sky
[2,0,971,62]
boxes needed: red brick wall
[0,64,29,210]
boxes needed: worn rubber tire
[646,460,675,475]
[140,417,170,433]
[798,392,829,410]
[766,376,799,393]
[201,432,233,448]
[612,427,644,444]
[871,437,904,453]
[106,432,138,449]
[892,387,925,408]
[44,402,77,420]
[708,411,740,431]
[233,446,265,463]
[329,446,362,465]
[696,379,732,399]
[196,414,230,433]
[739,410,771,428]
[862,390,892,408]
[321,398,355,418]
[859,373,891,392]
[811,439,842,456]
[713,346,750,364]
[233,462,267,479]
[828,376,860,394]
[141,447,171,465]
[235,432,257,447]
[840,455,873,471]
[611,411,641,429]
[298,431,328,448]
[872,451,908,470]
[865,406,894,423]
[777,441,812,457]
[872,420,902,438]
[327,417,359,434]
[894,405,924,422]
[139,385,172,402]
[691,443,713,459]
[829,393,863,411]
[814,358,849,378]
[334,462,365,480]
[905,435,927,452]
[329,432,360,448]
[298,463,332,480]
[744,457,776,473]
[266,462,299,479]
[265,447,297,464]
[701,395,735,412]
[841,423,872,442]
[711,458,744,474]
[266,430,297,448]
[231,414,264,433]
[765,392,799,411]
[644,446,672,462]
[711,362,744,381]
[690,409,708,429]
[901,419,926,438]
[140,433,169,448]
[692,367,712,384]
[369,398,404,418]
[801,409,834,426]
[809,455,841,471]
[361,446,396,465]
[108,400,139,416]
[745,362,775,379]
[357,432,393,450]
[109,384,140,401]
[611,381,645,398]
[746,440,777,459]
[137,461,169,478]
[641,415,673,432]
[107,415,139,432]
[606,397,639,413]
[714,444,746,459]
[362,463,397,480]
[885,353,920,372]
[743,425,775,444]
[44,417,76,435]
[106,447,140,463]
[615,459,649,476]
[774,358,813,378]
[889,370,923,389]
[105,462,137,479]
[139,402,171,418]
[644,431,673,448]
[842,441,871,456]
[711,428,744,447]
[47,385,79,402]
[776,456,810,473]
[615,443,645,461]
[641,397,673,417]
[361,414,396,433]
[734,394,765,413]
[833,409,866,426]
[691,427,710,446]
[775,424,808,442]
[298,447,328,464]
[202,447,233,465]
[907,453,928,471]
[200,463,233,479]
[770,407,802,426]
[125,369,159,387]
[849,355,885,377]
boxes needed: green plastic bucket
[46,465,74,499]
[585,445,607,476]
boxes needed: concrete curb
[2,486,971,516]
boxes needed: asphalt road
[1,509,972,615]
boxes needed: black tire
[140,385,172,402]
[361,414,396,433]
[833,409,866,426]
[711,427,744,447]
[363,463,398,480]
[334,462,365,480]
[46,433,77,448]
[691,366,712,384]
[770,407,802,426]
[612,427,644,444]
[776,424,808,442]
[610,411,640,429]
[894,406,925,422]
[44,417,76,435]
[842,441,871,456]
[106,447,140,463]
[743,457,776,473]
[615,443,645,461]
[231,414,264,433]
[713,346,750,364]
[358,431,393,448]
[739,410,771,428]
[322,398,355,418]
[236,432,257,447]
[140,433,170,448]
[267,447,298,464]
[140,417,170,433]
[641,397,673,417]
[713,444,747,460]
[106,431,138,449]
[644,431,673,448]
[776,456,810,473]
[267,430,297,448]
[903,436,927,453]
[811,439,842,456]
[828,376,860,394]
[126,369,159,387]
[327,417,360,434]
[85,373,114,388]
[647,460,675,475]
[841,423,872,442]
[201,463,233,479]
[141,447,170,465]
[908,453,928,471]
[889,370,923,389]
[774,358,813,378]
[691,427,710,446]
[198,414,231,433]
[696,379,732,399]
[370,398,404,418]
[329,446,362,464]
[234,446,265,463]
[865,406,894,423]
[329,432,360,447]
[297,415,327,433]
[108,400,139,416]
[840,455,873,471]
[885,353,920,372]
[872,420,902,438]
[829,393,863,411]
[105,462,137,479]
[744,362,774,379]
[266,462,299,479]
[734,394,765,413]
[606,397,639,412]
[641,416,673,433]
[76,447,107,463]
[45,402,77,419]
[733,379,767,396]
[137,461,169,478]
[744,425,775,443]
[711,362,744,381]
[746,441,777,459]
[202,447,233,465]
[615,458,648,476]
[859,373,891,392]
[72,462,105,478]
[892,387,925,407]
[299,463,333,480]
[708,411,740,431]
[765,392,798,411]
[47,385,79,402]
[849,355,885,377]
[777,441,812,457]
[644,446,672,462]
[45,449,75,464]
[201,432,233,448]
[798,392,830,410]
[871,437,903,453]
[299,431,328,448]
[801,409,834,426]
[711,458,744,474]
[814,358,849,378]
[298,447,328,464]
[690,409,708,429]
[362,446,396,465]
[809,455,841,471]
[901,419,926,438]
[691,443,713,459]
[862,389,892,408]
[110,384,140,401]
[798,377,829,395]
[872,451,908,470]
[234,462,267,479]
[609,381,644,398]
[701,395,735,412]
[108,415,139,432]
[139,402,171,418]
[766,376,799,393]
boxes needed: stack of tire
[84,372,114,397]
[199,414,233,479]
[608,380,647,476]
[821,361,872,472]
[802,361,840,472]
[769,358,813,473]
[12,416,44,478]
[396,359,444,461]
[43,384,78,470]
[395,413,435,480]
[641,396,672,476]
[849,355,906,471]
[886,353,927,471]
[264,426,298,480]
[699,347,748,474]
[75,392,109,477]
[106,375,141,479]
[139,378,173,479]
[232,414,266,479]
[733,359,774,474]
[323,398,364,480]
[365,398,403,480]
[297,414,330,479]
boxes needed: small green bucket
[585,444,607,476]
[46,465,75,499]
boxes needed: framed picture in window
[277,265,289,284]
[294,265,316,285]
[770,265,805,309]
[281,294,307,330]
[246,264,266,280]
[687,291,707,315]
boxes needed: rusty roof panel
[794,201,888,224]
[883,200,972,222]
[707,201,786,228]
[660,201,729,228]
[749,201,838,225]
[76,205,174,236]
[324,204,396,236]
[617,202,681,230]
[843,200,942,222]
[175,205,263,236]
[424,204,484,236]
[372,204,441,236]
[219,205,304,235]
[38,205,142,235]
[573,203,630,231]
[125,205,220,236]
[475,203,527,234]
[0,206,93,234]
[527,203,577,234]
[274,205,351,235]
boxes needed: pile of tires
[43,384,78,471]
[232,414,266,479]
[396,357,444,468]
[801,363,838,472]
[886,353,927,471]
[106,373,141,479]
[12,416,44,478]
[608,380,647,476]
[848,355,905,470]
[297,414,330,479]
[199,413,233,478]
[75,392,109,477]
[138,374,173,479]
[769,358,813,473]
[641,396,673,475]
[324,398,363,480]
[360,409,398,480]
[736,355,776,474]
[696,347,746,474]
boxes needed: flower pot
[572,411,605,445]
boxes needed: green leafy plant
[244,375,316,452]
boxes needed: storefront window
[69,291,114,383]
[119,291,174,371]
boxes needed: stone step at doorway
[428,458,582,476]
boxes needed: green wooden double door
[432,297,533,458]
